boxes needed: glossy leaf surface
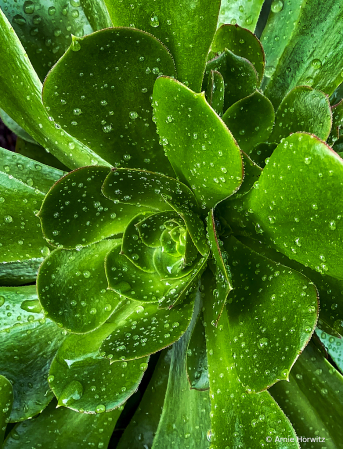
[268,86,332,143]
[42,27,176,174]
[0,375,12,444]
[104,0,221,92]
[329,99,343,145]
[211,24,265,81]
[203,273,298,449]
[239,133,343,280]
[270,339,343,448]
[205,70,225,116]
[49,320,149,413]
[153,77,243,209]
[218,0,264,32]
[38,239,122,333]
[0,8,107,169]
[222,90,275,154]
[4,399,122,448]
[39,166,138,249]
[186,313,209,391]
[80,0,112,30]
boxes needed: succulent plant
[0,0,343,448]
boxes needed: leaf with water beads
[268,86,332,143]
[221,235,318,392]
[205,70,225,116]
[3,399,122,449]
[186,312,209,391]
[218,0,265,33]
[39,166,140,249]
[317,330,343,374]
[38,239,122,333]
[0,295,65,422]
[204,49,259,111]
[202,271,299,449]
[211,24,265,82]
[235,132,343,280]
[0,375,12,444]
[100,286,196,362]
[270,338,343,447]
[48,317,149,413]
[329,99,343,145]
[153,77,244,210]
[42,27,176,174]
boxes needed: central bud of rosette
[37,166,209,335]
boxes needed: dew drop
[150,14,160,28]
[271,0,283,13]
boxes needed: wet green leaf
[221,236,318,392]
[104,0,221,92]
[48,319,149,413]
[100,286,196,362]
[117,349,172,449]
[153,77,243,209]
[38,239,122,333]
[39,166,138,249]
[0,0,93,82]
[80,0,112,30]
[204,49,259,111]
[236,133,343,280]
[0,8,107,169]
[0,308,65,422]
[205,70,225,116]
[268,86,332,143]
[270,339,343,449]
[211,24,265,82]
[317,330,343,374]
[0,109,36,144]
[186,313,209,391]
[329,99,343,145]
[3,399,122,449]
[222,90,275,154]
[217,0,265,32]
[0,375,12,444]
[202,272,299,449]
[42,27,176,174]
[263,0,343,108]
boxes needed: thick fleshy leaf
[268,86,332,143]
[104,0,221,92]
[235,152,262,195]
[3,399,122,449]
[329,99,343,145]
[117,349,171,449]
[80,0,112,30]
[205,70,225,116]
[38,239,122,333]
[202,273,299,449]
[0,109,36,144]
[153,77,243,209]
[222,90,275,154]
[0,259,43,287]
[0,375,12,444]
[270,339,343,448]
[263,0,343,108]
[248,141,278,167]
[102,168,208,255]
[42,27,176,174]
[186,313,209,391]
[234,133,343,280]
[0,0,93,82]
[152,292,211,449]
[211,24,265,81]
[39,166,138,249]
[204,49,259,111]
[317,330,343,374]
[221,236,318,392]
[217,0,264,32]
[0,8,107,169]
[48,318,149,413]
[331,82,343,106]
[0,312,65,422]
[100,286,196,362]
[207,210,232,324]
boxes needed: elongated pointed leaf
[48,319,149,413]
[0,376,12,444]
[42,27,176,174]
[222,90,275,154]
[0,8,107,169]
[186,313,209,391]
[38,239,122,333]
[153,77,243,209]
[268,86,332,143]
[3,399,122,449]
[205,70,225,116]
[270,339,343,448]
[263,0,343,108]
[202,271,299,449]
[317,330,343,374]
[39,166,139,249]
[104,0,221,92]
[237,133,343,280]
[80,0,112,30]
[218,0,264,32]
[329,99,343,145]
